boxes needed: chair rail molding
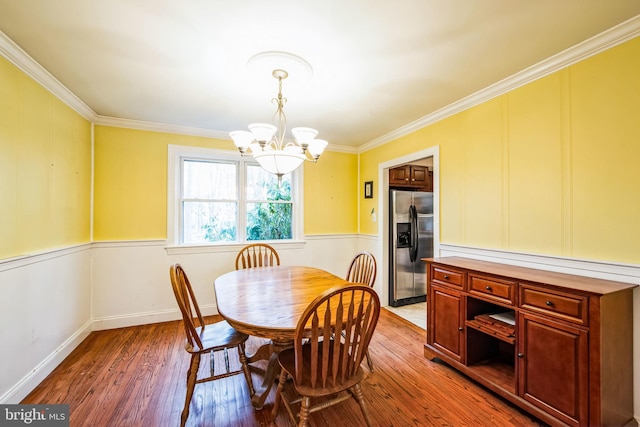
[438,243,640,284]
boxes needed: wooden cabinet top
[423,257,637,295]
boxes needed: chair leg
[182,353,201,427]
[237,342,254,396]
[271,369,288,421]
[365,349,374,372]
[298,396,311,427]
[351,382,373,427]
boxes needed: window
[168,145,302,247]
[182,159,238,243]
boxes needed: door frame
[376,146,440,307]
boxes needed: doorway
[376,146,439,329]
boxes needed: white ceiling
[1,1,639,149]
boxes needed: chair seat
[187,320,249,354]
[278,342,365,397]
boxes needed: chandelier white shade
[230,69,327,178]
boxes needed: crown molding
[358,14,640,153]
[94,115,231,140]
[0,30,97,122]
[95,115,357,153]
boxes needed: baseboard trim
[0,320,93,404]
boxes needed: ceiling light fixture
[230,69,327,180]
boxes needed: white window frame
[166,145,304,252]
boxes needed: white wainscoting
[91,235,363,330]
[0,245,92,404]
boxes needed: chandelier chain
[272,75,288,150]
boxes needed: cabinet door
[518,313,588,427]
[429,284,465,362]
[411,166,433,191]
[389,166,410,186]
[410,166,428,187]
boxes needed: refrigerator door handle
[410,205,418,262]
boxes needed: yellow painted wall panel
[17,79,53,252]
[507,74,564,255]
[0,56,91,259]
[436,116,466,244]
[304,151,358,235]
[570,39,640,263]
[0,58,20,256]
[460,98,504,248]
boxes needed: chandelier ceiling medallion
[230,68,327,180]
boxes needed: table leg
[250,339,292,410]
[246,342,272,364]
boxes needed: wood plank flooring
[22,309,546,426]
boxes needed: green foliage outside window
[246,177,292,240]
[200,171,292,242]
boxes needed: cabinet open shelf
[466,319,515,344]
[466,325,516,393]
[466,358,515,394]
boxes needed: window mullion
[237,160,247,242]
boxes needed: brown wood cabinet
[423,257,637,427]
[389,165,432,191]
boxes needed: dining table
[213,265,350,410]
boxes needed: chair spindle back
[293,284,380,389]
[235,243,280,269]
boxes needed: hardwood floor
[23,309,546,426]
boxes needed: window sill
[164,240,306,255]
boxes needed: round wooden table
[214,265,349,409]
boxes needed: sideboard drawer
[431,266,464,290]
[469,274,516,306]
[519,284,588,325]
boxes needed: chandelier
[230,69,327,180]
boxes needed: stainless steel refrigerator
[389,189,433,306]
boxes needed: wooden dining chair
[235,243,280,269]
[272,284,381,427]
[346,251,377,371]
[169,263,254,427]
[346,251,377,287]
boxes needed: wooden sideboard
[423,257,637,427]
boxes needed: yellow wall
[360,36,640,265]
[0,56,91,259]
[304,150,358,235]
[93,126,358,240]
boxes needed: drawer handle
[485,286,492,291]
[545,300,554,307]
[443,275,450,280]
[517,353,524,358]
[458,327,464,331]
